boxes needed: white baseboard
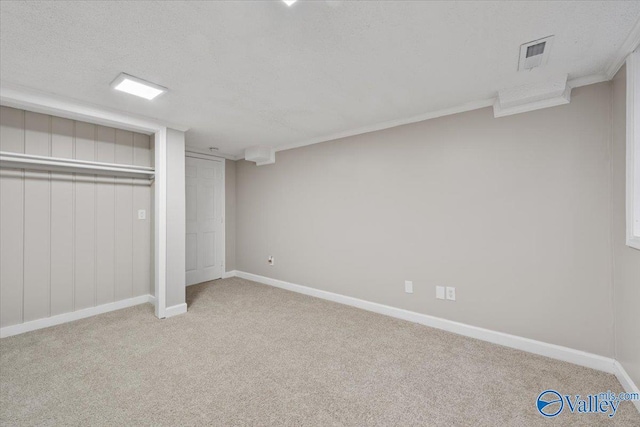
[234,270,640,410]
[614,361,640,412]
[164,303,187,318]
[222,270,238,279]
[233,271,617,374]
[0,294,153,338]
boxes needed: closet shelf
[0,151,155,180]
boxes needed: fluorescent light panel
[283,0,297,6]
[111,73,167,100]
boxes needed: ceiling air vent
[518,35,554,71]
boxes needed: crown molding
[265,68,622,155]
[606,15,640,79]
[265,69,610,155]
[274,97,496,153]
[5,17,639,158]
[266,18,640,156]
[567,73,609,89]
[0,81,189,134]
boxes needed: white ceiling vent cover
[245,146,275,166]
[518,36,554,71]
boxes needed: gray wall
[0,106,153,328]
[236,82,617,357]
[225,159,236,272]
[612,66,640,386]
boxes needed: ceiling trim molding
[606,15,640,79]
[262,71,622,157]
[4,16,639,159]
[567,73,609,89]
[273,97,496,154]
[263,18,640,157]
[0,81,189,134]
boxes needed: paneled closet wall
[0,106,153,328]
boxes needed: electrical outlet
[446,286,456,301]
[436,286,445,300]
[268,256,275,266]
[137,209,146,220]
[404,280,413,294]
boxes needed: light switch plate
[137,209,146,220]
[446,286,456,301]
[405,281,413,294]
[436,286,445,300]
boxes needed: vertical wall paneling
[96,125,116,163]
[133,133,151,167]
[74,122,95,161]
[0,106,25,152]
[0,107,153,329]
[115,179,134,300]
[95,126,116,305]
[51,117,74,158]
[74,178,96,310]
[22,174,51,321]
[23,112,51,321]
[115,130,134,301]
[115,129,134,165]
[24,112,50,155]
[50,173,74,315]
[0,169,24,326]
[0,107,25,326]
[50,118,74,315]
[133,181,151,296]
[96,177,116,305]
[73,122,96,310]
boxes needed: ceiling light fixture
[111,73,167,100]
[282,0,297,6]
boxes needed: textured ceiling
[1,1,639,157]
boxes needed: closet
[0,106,154,330]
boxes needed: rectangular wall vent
[526,42,546,58]
[519,36,554,71]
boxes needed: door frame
[185,150,225,284]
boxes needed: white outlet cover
[405,281,413,294]
[436,286,445,300]
[137,209,146,220]
[446,286,456,301]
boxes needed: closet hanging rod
[0,151,155,180]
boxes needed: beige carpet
[1,277,638,426]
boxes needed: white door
[185,155,224,286]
